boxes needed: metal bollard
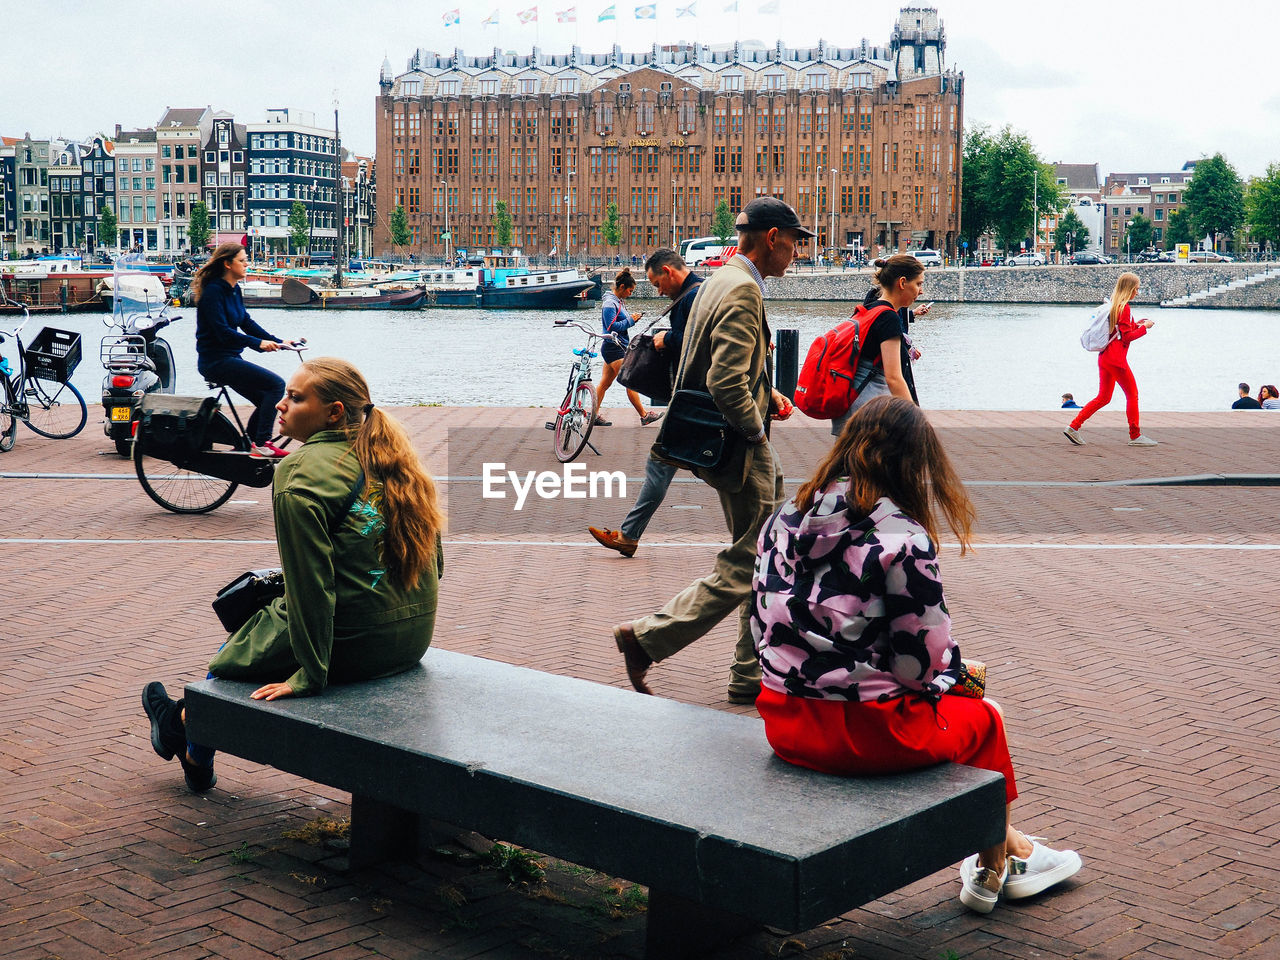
[776,328,799,400]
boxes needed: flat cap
[735,196,815,237]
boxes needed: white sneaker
[1063,427,1085,445]
[1004,841,1083,899]
[1128,435,1158,447]
[958,857,1007,914]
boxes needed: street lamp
[440,179,450,265]
[829,167,836,264]
[813,164,823,262]
[1126,219,1133,263]
[671,178,677,251]
[564,169,574,266]
[308,179,318,256]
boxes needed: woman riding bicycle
[193,242,300,457]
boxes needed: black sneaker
[179,753,217,793]
[141,681,186,761]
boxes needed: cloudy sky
[5,0,1277,178]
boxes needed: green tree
[1053,208,1089,255]
[1165,208,1193,249]
[289,201,311,252]
[1124,214,1153,257]
[962,124,1063,256]
[389,204,412,248]
[960,124,996,254]
[187,201,211,253]
[601,201,622,249]
[1184,153,1243,251]
[710,199,735,245]
[492,200,513,248]
[96,204,117,253]
[1245,163,1280,251]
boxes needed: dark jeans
[199,356,285,444]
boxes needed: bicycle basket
[138,395,220,452]
[24,327,82,383]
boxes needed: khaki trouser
[632,441,784,695]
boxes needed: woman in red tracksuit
[1064,271,1157,447]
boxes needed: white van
[679,236,733,266]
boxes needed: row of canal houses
[0,107,376,260]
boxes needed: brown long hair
[795,396,975,554]
[1108,272,1141,335]
[300,357,444,590]
[191,242,245,303]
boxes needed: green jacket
[665,256,773,493]
[209,429,442,695]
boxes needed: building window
[439,80,459,96]
[722,74,743,92]
[518,78,537,94]
[481,79,499,95]
[849,70,872,89]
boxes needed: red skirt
[756,687,1018,803]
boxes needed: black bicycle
[0,298,88,452]
[132,344,306,514]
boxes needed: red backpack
[793,303,897,420]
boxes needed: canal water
[52,300,1276,411]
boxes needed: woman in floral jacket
[751,396,1082,914]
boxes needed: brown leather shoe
[613,623,653,695]
[588,526,638,558]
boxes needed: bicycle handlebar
[554,320,623,346]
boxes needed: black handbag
[210,468,366,633]
[653,389,739,471]
[616,330,672,404]
[212,568,285,632]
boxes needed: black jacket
[195,277,278,369]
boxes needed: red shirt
[1100,303,1147,362]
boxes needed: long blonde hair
[300,357,444,590]
[1109,272,1141,335]
[795,396,975,554]
[191,242,245,303]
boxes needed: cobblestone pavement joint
[2,406,1278,959]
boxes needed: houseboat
[417,251,602,309]
[0,258,110,313]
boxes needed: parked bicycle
[132,342,306,514]
[0,296,88,452]
[547,320,622,462]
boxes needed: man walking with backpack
[611,198,806,704]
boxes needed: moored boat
[0,259,110,313]
[416,251,602,309]
[239,277,427,310]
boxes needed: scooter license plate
[110,406,132,422]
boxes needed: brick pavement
[2,406,1279,959]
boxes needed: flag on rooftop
[556,7,577,22]
[481,9,499,26]
[517,6,538,23]
[635,4,656,18]
[598,5,616,20]
[442,8,460,26]
[676,2,696,16]
[758,0,778,12]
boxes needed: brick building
[1102,163,1195,255]
[375,7,963,261]
[157,107,212,255]
[114,128,158,252]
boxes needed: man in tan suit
[612,197,809,703]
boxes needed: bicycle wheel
[554,381,598,462]
[22,377,87,439]
[133,425,240,514]
[0,377,16,452]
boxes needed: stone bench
[185,648,1005,959]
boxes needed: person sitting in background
[1232,383,1261,409]
[1260,385,1280,409]
[1061,393,1080,409]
